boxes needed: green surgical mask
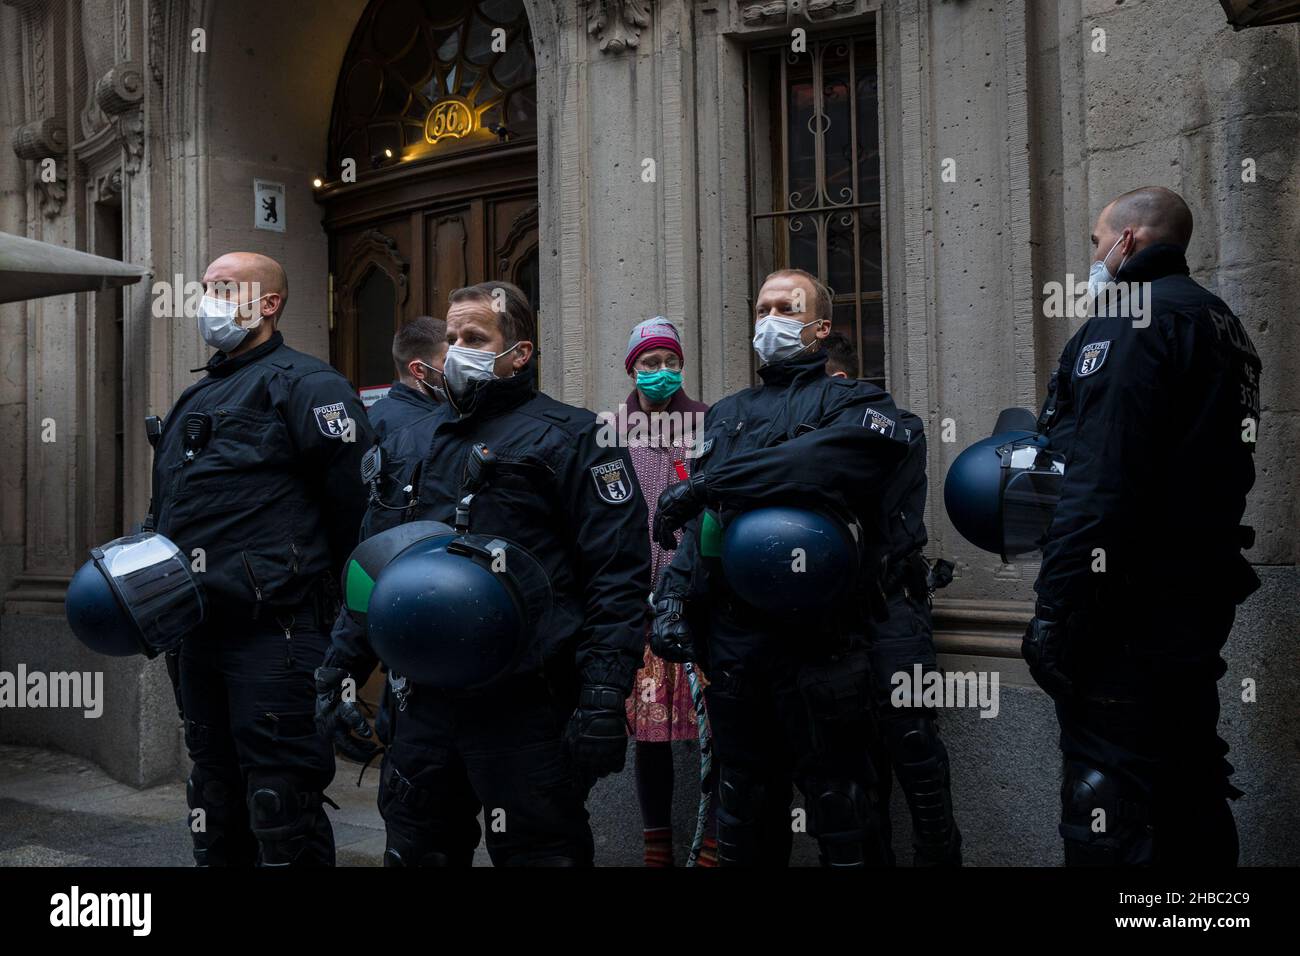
[636,368,683,404]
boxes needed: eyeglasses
[635,356,682,372]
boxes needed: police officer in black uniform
[651,268,914,867]
[825,333,962,865]
[151,252,372,866]
[366,316,446,441]
[317,318,451,765]
[1024,187,1261,865]
[317,281,651,866]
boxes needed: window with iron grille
[748,32,884,386]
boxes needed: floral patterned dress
[622,391,709,742]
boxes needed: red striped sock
[643,827,673,867]
[695,835,719,867]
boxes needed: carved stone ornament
[585,0,651,53]
[12,117,67,160]
[739,0,859,28]
[95,61,145,115]
[148,2,164,85]
[93,166,124,204]
[119,109,145,174]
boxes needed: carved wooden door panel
[331,189,538,391]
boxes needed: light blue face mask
[636,368,683,403]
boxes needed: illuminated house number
[425,97,477,144]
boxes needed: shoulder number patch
[590,459,633,504]
[1076,340,1110,377]
[313,402,350,438]
[863,408,896,437]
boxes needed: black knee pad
[186,766,254,867]
[248,775,326,867]
[878,715,960,862]
[715,765,766,866]
[1059,761,1151,866]
[806,778,875,868]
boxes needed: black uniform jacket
[332,362,652,695]
[151,332,373,614]
[1036,243,1261,612]
[367,381,437,444]
[658,349,912,610]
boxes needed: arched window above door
[329,0,537,176]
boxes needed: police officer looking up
[153,251,373,866]
[1023,186,1262,865]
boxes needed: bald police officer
[1025,187,1261,865]
[151,252,372,866]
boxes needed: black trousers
[378,671,593,867]
[180,604,336,866]
[1053,601,1240,866]
[701,609,887,867]
[866,590,961,865]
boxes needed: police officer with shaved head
[151,251,373,866]
[1025,186,1262,865]
[652,268,915,867]
[317,280,651,866]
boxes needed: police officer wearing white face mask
[150,252,373,866]
[1026,186,1262,866]
[318,281,652,867]
[651,268,916,867]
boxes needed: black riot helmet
[719,506,861,613]
[341,520,457,628]
[943,408,1066,562]
[355,530,552,691]
[65,532,206,658]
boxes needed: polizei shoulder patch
[863,407,896,437]
[1076,340,1111,377]
[313,402,349,437]
[590,459,633,504]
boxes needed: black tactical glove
[314,657,381,764]
[563,684,629,791]
[1021,603,1074,699]
[653,476,708,550]
[650,595,695,663]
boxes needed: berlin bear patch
[1076,340,1111,377]
[590,459,632,504]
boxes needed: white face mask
[443,342,519,399]
[752,315,819,366]
[414,361,448,404]
[1087,234,1126,301]
[198,294,267,352]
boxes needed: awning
[0,230,146,305]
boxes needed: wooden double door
[323,144,539,394]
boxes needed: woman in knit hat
[619,316,716,866]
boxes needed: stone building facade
[0,0,1296,864]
